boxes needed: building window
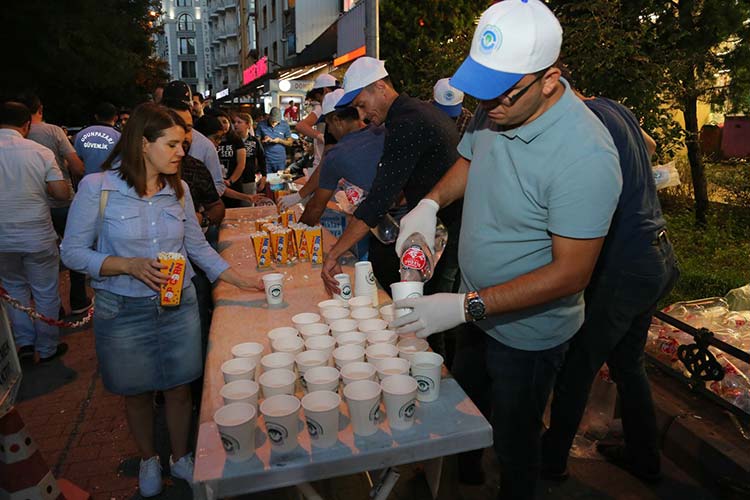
[179,37,196,55]
[177,13,194,31]
[262,5,267,28]
[273,42,277,66]
[271,0,276,21]
[181,60,197,78]
[176,0,192,6]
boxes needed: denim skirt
[93,284,202,396]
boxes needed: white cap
[432,78,464,118]
[450,0,562,100]
[312,73,338,90]
[316,88,346,123]
[336,57,389,107]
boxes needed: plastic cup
[220,380,260,409]
[348,296,372,310]
[261,352,295,373]
[304,335,337,360]
[271,336,304,355]
[343,380,382,436]
[365,343,400,369]
[292,312,321,330]
[295,350,329,389]
[330,318,359,336]
[380,304,396,323]
[222,357,257,383]
[335,331,367,348]
[358,318,388,333]
[301,391,341,448]
[231,342,265,364]
[380,375,418,430]
[321,306,349,325]
[397,338,429,362]
[354,261,378,306]
[333,273,353,301]
[262,273,285,306]
[260,394,301,453]
[350,307,379,321]
[258,368,296,398]
[318,299,348,316]
[299,322,330,340]
[390,281,424,317]
[366,330,398,346]
[304,366,340,393]
[214,402,258,462]
[375,357,411,380]
[410,352,444,402]
[332,344,365,369]
[267,326,299,343]
[340,361,377,385]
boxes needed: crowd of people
[0,0,680,498]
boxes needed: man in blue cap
[390,1,623,498]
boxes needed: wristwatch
[464,291,487,322]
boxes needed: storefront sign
[334,45,366,68]
[216,88,230,99]
[243,56,268,85]
[269,79,313,92]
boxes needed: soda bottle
[398,222,448,282]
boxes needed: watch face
[468,300,485,320]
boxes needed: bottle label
[401,246,427,271]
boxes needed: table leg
[296,481,326,500]
[423,457,444,499]
[191,480,216,500]
[369,467,401,500]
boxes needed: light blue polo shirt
[457,79,622,351]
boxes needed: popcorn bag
[307,226,324,265]
[158,252,186,306]
[270,230,291,265]
[292,225,309,262]
[281,209,296,228]
[250,231,272,269]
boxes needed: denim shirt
[61,170,230,297]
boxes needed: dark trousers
[51,206,88,310]
[190,261,214,406]
[453,324,569,499]
[541,238,680,473]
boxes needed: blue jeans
[452,326,569,500]
[542,237,679,473]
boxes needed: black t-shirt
[217,134,245,180]
[180,156,220,207]
[241,134,266,181]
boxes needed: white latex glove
[389,293,466,338]
[395,198,439,257]
[279,192,302,210]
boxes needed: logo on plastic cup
[306,417,323,439]
[369,402,381,423]
[407,292,422,299]
[270,285,282,298]
[414,375,435,394]
[399,399,416,420]
[342,284,352,299]
[366,271,375,285]
[266,422,289,445]
[220,432,241,455]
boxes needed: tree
[0,0,168,125]
[549,0,750,225]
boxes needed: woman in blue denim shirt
[61,104,260,497]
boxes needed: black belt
[651,229,668,246]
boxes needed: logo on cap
[479,25,502,54]
[443,90,455,101]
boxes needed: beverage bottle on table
[398,223,447,283]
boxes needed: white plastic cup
[333,273,353,301]
[380,304,396,323]
[261,352,295,373]
[220,380,260,409]
[336,331,367,348]
[350,307,379,321]
[304,366,340,393]
[301,390,341,448]
[390,281,424,317]
[295,350,329,388]
[343,380,382,436]
[354,261,378,306]
[222,357,257,383]
[410,351,444,402]
[292,312,321,330]
[332,344,365,369]
[260,394,301,453]
[262,273,285,306]
[299,322,330,340]
[358,318,388,333]
[318,299,348,316]
[375,357,411,380]
[321,306,349,325]
[304,335,337,360]
[214,402,258,462]
[340,361,377,385]
[397,338,430,362]
[380,375,418,430]
[348,296,372,310]
[258,368,296,398]
[365,343,400,369]
[271,336,304,355]
[267,326,299,343]
[330,318,359,337]
[231,342,265,363]
[366,330,398,346]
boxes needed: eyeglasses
[483,73,546,108]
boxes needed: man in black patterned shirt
[181,131,225,227]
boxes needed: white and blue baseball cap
[450,0,562,100]
[316,88,346,124]
[336,57,389,108]
[432,78,464,118]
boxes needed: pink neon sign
[243,56,268,85]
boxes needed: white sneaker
[170,452,194,482]
[139,455,162,497]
